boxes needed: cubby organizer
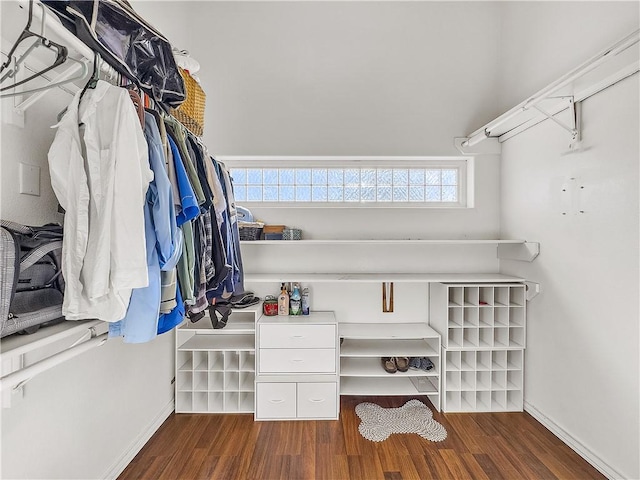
[175,304,260,413]
[432,284,527,350]
[430,283,526,412]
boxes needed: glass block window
[223,157,470,207]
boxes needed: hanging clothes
[109,112,183,343]
[48,80,152,322]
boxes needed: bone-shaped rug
[355,399,447,442]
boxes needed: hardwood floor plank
[473,453,509,480]
[459,452,492,480]
[346,454,385,480]
[439,449,475,480]
[117,396,606,480]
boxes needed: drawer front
[259,324,336,349]
[256,383,296,419]
[297,383,338,419]
[260,348,336,374]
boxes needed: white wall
[1,2,175,478]
[498,4,639,476]
[134,1,504,245]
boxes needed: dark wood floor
[118,396,605,480]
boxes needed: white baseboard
[524,401,622,480]
[103,399,175,480]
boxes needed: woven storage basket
[171,68,206,136]
[238,221,264,241]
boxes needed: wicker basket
[171,68,206,136]
[238,221,264,241]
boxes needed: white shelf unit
[339,323,441,411]
[175,306,259,414]
[443,349,523,412]
[430,283,526,351]
[430,283,526,412]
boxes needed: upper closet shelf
[457,28,639,153]
[245,273,525,283]
[240,239,540,262]
[240,239,526,245]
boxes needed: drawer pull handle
[291,335,304,338]
[291,359,304,363]
[309,398,325,403]
[269,399,285,404]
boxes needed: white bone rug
[355,399,447,442]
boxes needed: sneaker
[395,357,410,372]
[421,357,434,371]
[381,357,397,373]
[408,357,422,369]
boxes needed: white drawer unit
[259,324,336,349]
[256,382,338,420]
[259,348,336,374]
[256,383,296,419]
[255,312,339,421]
[297,382,337,419]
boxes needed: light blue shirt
[110,112,183,343]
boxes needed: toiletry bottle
[290,283,302,315]
[278,283,289,316]
[301,287,310,315]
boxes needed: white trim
[524,401,623,480]
[103,399,175,480]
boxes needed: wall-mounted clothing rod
[3,0,121,112]
[460,28,639,148]
[0,330,107,392]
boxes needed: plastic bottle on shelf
[290,283,302,315]
[301,287,310,315]
[278,283,289,316]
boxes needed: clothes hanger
[78,52,100,101]
[0,0,76,94]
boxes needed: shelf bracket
[530,96,581,148]
[497,242,539,262]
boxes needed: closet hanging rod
[13,0,118,80]
[462,28,639,145]
[0,332,108,392]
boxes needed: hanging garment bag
[42,0,185,109]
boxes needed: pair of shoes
[408,356,435,371]
[381,357,397,373]
[395,357,410,372]
[381,357,410,374]
[408,357,422,369]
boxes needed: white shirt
[48,80,153,321]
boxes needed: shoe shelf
[175,308,260,414]
[340,357,438,377]
[338,323,441,411]
[430,283,527,351]
[430,283,526,413]
[340,376,438,396]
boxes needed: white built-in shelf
[340,338,438,357]
[339,322,438,340]
[178,334,255,352]
[245,273,525,283]
[241,239,526,245]
[340,376,438,396]
[180,317,256,334]
[258,311,336,325]
[0,319,105,359]
[340,357,438,377]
